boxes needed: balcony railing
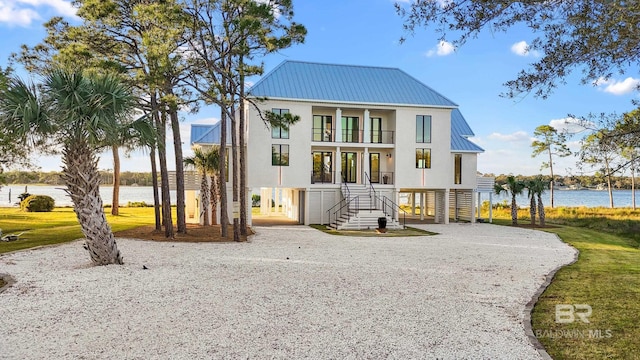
[312,128,395,144]
[369,171,394,185]
[311,170,335,184]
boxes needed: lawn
[488,207,640,360]
[0,207,159,254]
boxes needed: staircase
[327,181,404,230]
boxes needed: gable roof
[190,121,231,145]
[248,60,458,107]
[451,109,483,153]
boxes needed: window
[271,108,289,139]
[371,117,382,143]
[454,154,462,184]
[341,116,359,143]
[416,115,432,143]
[272,144,289,166]
[416,148,431,169]
[313,115,333,141]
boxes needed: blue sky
[1,0,638,176]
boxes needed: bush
[251,194,260,207]
[21,195,55,212]
[126,201,150,207]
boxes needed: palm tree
[532,178,549,227]
[526,180,537,226]
[0,69,144,265]
[184,148,211,226]
[205,146,221,226]
[494,175,526,225]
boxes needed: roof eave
[246,96,458,109]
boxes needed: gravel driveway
[0,223,576,359]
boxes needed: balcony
[311,170,335,184]
[312,128,395,144]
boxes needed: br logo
[555,304,592,324]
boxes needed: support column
[336,146,341,183]
[411,192,416,215]
[444,189,450,224]
[420,192,425,221]
[335,108,342,142]
[363,148,369,183]
[275,188,281,214]
[363,109,370,143]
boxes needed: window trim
[416,148,431,169]
[271,144,290,166]
[271,108,290,139]
[416,115,432,143]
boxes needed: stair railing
[326,195,359,229]
[364,172,377,212]
[379,195,408,229]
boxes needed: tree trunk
[150,144,161,231]
[529,195,536,226]
[62,140,122,265]
[231,104,240,242]
[167,90,186,234]
[537,195,545,227]
[219,109,229,238]
[210,173,219,225]
[111,145,120,216]
[239,57,248,236]
[157,106,174,238]
[200,172,210,226]
[511,194,518,225]
[632,165,636,210]
[605,158,614,208]
[548,150,555,208]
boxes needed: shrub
[17,192,31,202]
[126,201,150,207]
[21,195,55,212]
[251,194,260,207]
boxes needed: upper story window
[342,116,359,143]
[271,108,290,139]
[416,148,431,169]
[416,115,432,143]
[313,115,333,141]
[454,154,462,184]
[371,117,382,144]
[272,144,289,166]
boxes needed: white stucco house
[190,60,484,229]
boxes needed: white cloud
[510,40,540,57]
[425,40,455,57]
[487,131,531,143]
[548,117,590,135]
[0,0,77,26]
[594,76,640,95]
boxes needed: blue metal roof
[451,108,483,153]
[248,60,458,107]
[190,121,232,145]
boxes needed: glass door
[312,152,333,183]
[369,153,380,183]
[341,152,357,183]
[371,117,382,143]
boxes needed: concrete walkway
[0,223,576,359]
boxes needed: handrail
[326,195,359,229]
[370,193,408,229]
[364,172,376,213]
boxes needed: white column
[335,108,342,142]
[411,192,416,215]
[363,109,370,143]
[336,146,341,183]
[420,192,425,221]
[363,148,369,183]
[444,189,450,224]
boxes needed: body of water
[0,185,177,207]
[1,185,639,208]
[491,189,640,208]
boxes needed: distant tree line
[484,173,640,191]
[1,171,154,187]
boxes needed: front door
[369,153,380,183]
[341,152,357,183]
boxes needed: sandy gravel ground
[0,223,576,359]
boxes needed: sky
[1,0,639,176]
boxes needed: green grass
[0,207,159,254]
[309,224,437,237]
[490,208,640,359]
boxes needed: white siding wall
[394,107,452,189]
